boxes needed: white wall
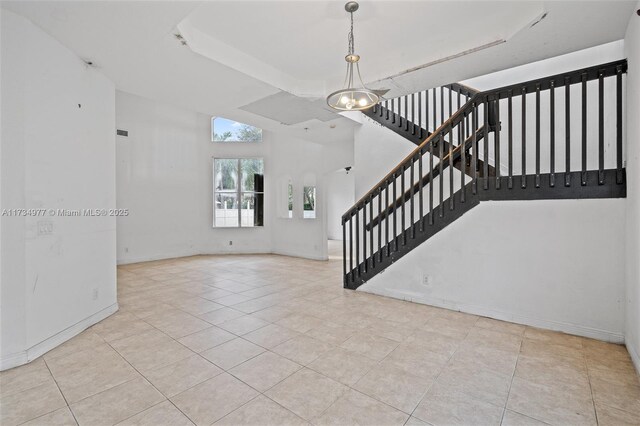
[353,114,417,199]
[270,136,353,259]
[624,3,640,371]
[362,199,626,342]
[115,91,353,263]
[1,10,117,370]
[269,136,326,259]
[463,41,626,178]
[463,40,625,90]
[326,170,355,240]
[116,91,209,263]
[116,91,273,263]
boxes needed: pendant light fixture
[327,1,379,111]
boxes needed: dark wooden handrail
[446,82,479,98]
[364,126,489,231]
[343,90,476,221]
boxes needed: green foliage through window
[303,186,316,219]
[213,158,264,227]
[212,117,262,142]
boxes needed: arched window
[211,117,262,143]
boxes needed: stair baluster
[344,60,628,289]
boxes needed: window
[303,186,316,219]
[213,158,264,227]
[212,117,262,142]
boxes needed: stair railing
[343,59,627,289]
[370,83,479,141]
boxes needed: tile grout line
[223,321,406,424]
[405,316,479,422]
[74,306,203,424]
[13,255,637,426]
[499,335,523,425]
[0,361,60,401]
[101,335,199,426]
[22,359,80,426]
[311,314,478,423]
[583,341,601,425]
[213,374,308,426]
[505,333,597,425]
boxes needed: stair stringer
[345,168,626,290]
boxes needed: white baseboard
[0,303,118,371]
[272,248,328,261]
[117,250,201,265]
[201,249,272,256]
[119,248,326,265]
[0,352,30,372]
[628,342,640,377]
[360,287,625,343]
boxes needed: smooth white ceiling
[2,1,636,142]
[185,1,543,87]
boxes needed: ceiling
[2,1,636,144]
[183,1,544,93]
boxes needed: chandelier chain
[326,2,379,111]
[348,11,354,55]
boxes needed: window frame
[213,157,264,228]
[303,185,316,219]
[211,117,263,143]
[287,181,293,219]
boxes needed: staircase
[342,59,628,290]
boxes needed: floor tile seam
[114,399,175,426]
[100,314,168,346]
[217,322,272,339]
[307,386,409,425]
[594,401,640,418]
[500,340,523,425]
[502,408,554,425]
[45,350,144,406]
[505,343,591,426]
[175,322,238,344]
[97,338,196,426]
[585,349,602,426]
[166,301,227,318]
[270,337,337,366]
[29,358,79,426]
[405,324,476,422]
[345,343,438,419]
[0,362,62,399]
[197,336,267,374]
[203,392,267,426]
[224,348,304,391]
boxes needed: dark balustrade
[344,60,627,288]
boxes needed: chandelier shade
[327,2,379,111]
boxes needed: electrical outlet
[422,274,431,286]
[92,288,99,300]
[229,240,233,246]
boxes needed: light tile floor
[1,254,639,426]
